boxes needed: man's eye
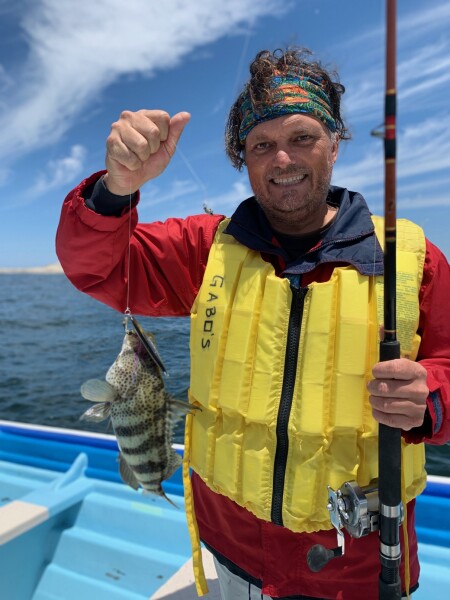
[254,142,270,150]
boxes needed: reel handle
[306,544,342,572]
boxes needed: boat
[0,419,449,599]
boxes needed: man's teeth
[272,175,306,185]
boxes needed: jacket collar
[224,186,384,276]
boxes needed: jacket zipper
[271,284,308,526]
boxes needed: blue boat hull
[0,421,448,599]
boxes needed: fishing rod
[306,3,403,598]
[377,0,403,597]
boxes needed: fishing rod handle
[379,577,402,600]
[379,339,400,362]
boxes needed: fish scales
[80,329,193,506]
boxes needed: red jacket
[57,171,450,599]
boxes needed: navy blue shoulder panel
[224,186,384,276]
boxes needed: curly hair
[225,48,350,171]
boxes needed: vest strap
[183,412,209,595]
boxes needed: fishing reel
[307,478,401,572]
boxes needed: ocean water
[0,274,190,443]
[1,273,449,477]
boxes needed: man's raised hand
[104,109,191,196]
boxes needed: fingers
[164,112,191,158]
[106,110,169,170]
[371,358,426,381]
[368,388,427,429]
[106,109,191,172]
[367,358,429,430]
[367,376,427,401]
[370,400,427,430]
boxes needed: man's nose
[273,149,295,168]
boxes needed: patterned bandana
[238,69,336,143]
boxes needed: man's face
[244,113,339,234]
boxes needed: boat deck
[0,421,448,599]
[150,549,220,599]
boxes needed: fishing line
[177,30,251,215]
[124,175,133,319]
[177,147,208,197]
[175,30,252,217]
[175,31,256,218]
[177,146,213,215]
[122,175,168,375]
[123,176,137,382]
[231,28,252,102]
[174,28,254,217]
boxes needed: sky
[0,0,449,268]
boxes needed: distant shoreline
[0,263,64,274]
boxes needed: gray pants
[213,556,414,599]
[214,558,270,600]
[213,558,329,600]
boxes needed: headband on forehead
[238,69,336,143]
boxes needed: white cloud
[0,64,14,91]
[210,98,226,116]
[398,115,450,178]
[0,0,282,163]
[340,1,450,126]
[332,110,450,210]
[30,144,87,196]
[399,1,450,45]
[0,167,11,187]
[398,174,450,198]
[332,145,382,194]
[398,195,450,210]
[205,180,252,214]
[0,144,87,210]
[139,179,200,210]
[140,177,252,218]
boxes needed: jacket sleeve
[404,239,450,445]
[56,171,224,317]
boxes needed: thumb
[165,111,191,156]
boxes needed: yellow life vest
[185,215,426,532]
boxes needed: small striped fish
[80,329,192,506]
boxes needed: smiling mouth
[270,174,307,185]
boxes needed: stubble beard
[253,161,334,233]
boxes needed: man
[57,49,450,599]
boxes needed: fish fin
[80,403,111,423]
[118,453,140,490]
[168,396,201,415]
[129,315,168,374]
[80,379,118,403]
[164,449,183,480]
[160,490,179,509]
[142,486,179,509]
